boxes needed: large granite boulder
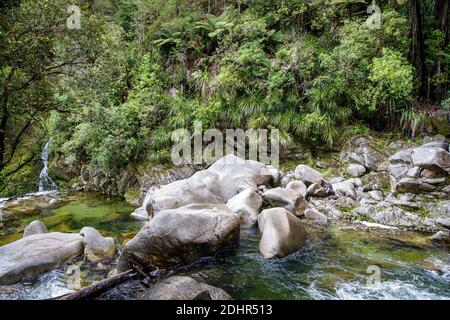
[257,208,306,259]
[339,136,385,171]
[23,220,48,238]
[412,147,450,174]
[118,204,240,271]
[226,189,262,225]
[138,155,278,219]
[0,233,83,285]
[139,276,231,300]
[80,227,116,263]
[262,188,307,216]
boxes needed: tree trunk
[434,0,449,101]
[408,0,426,98]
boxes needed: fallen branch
[54,269,137,300]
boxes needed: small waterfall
[38,141,57,192]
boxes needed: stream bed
[0,193,449,300]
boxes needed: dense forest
[0,0,449,196]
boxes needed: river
[0,192,448,300]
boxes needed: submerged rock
[226,189,262,225]
[118,204,240,271]
[258,208,306,259]
[80,227,115,263]
[23,220,48,238]
[139,276,231,300]
[0,232,83,285]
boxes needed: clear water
[0,193,449,300]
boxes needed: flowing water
[38,141,57,192]
[0,193,449,300]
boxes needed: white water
[38,141,57,192]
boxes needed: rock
[306,183,329,197]
[445,201,450,216]
[354,221,398,230]
[406,166,421,178]
[361,171,391,191]
[436,218,450,229]
[286,181,307,198]
[352,204,427,230]
[394,177,420,193]
[339,136,385,170]
[262,188,307,216]
[332,181,356,200]
[139,276,231,300]
[118,204,240,271]
[411,147,450,173]
[304,208,328,225]
[329,177,346,185]
[258,208,306,259]
[280,175,292,188]
[420,169,438,178]
[226,189,262,225]
[389,149,412,164]
[368,190,383,201]
[294,165,323,186]
[80,227,116,263]
[347,164,366,177]
[388,164,409,179]
[0,233,83,285]
[23,220,48,238]
[431,230,450,243]
[347,178,363,188]
[421,141,449,150]
[143,155,277,217]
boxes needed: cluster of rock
[120,155,310,272]
[0,221,115,285]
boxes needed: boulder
[306,183,329,197]
[143,155,277,217]
[80,227,116,263]
[412,147,450,174]
[339,136,385,170]
[389,149,412,164]
[139,276,231,300]
[0,232,83,285]
[286,181,307,198]
[421,141,449,150]
[431,230,450,243]
[257,208,306,259]
[332,181,356,200]
[329,177,346,185]
[226,189,262,225]
[304,208,328,225]
[262,188,307,216]
[347,164,366,177]
[368,190,383,201]
[436,218,450,229]
[23,220,48,238]
[118,204,240,271]
[294,165,323,186]
[388,165,409,179]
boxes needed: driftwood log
[54,269,138,300]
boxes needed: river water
[0,193,449,300]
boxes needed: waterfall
[38,141,57,192]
